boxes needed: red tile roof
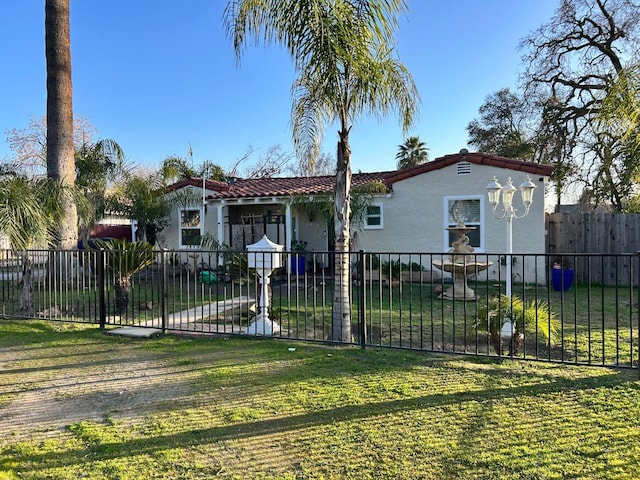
[208,171,393,199]
[384,151,554,184]
[165,178,229,194]
[165,152,554,200]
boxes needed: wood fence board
[546,212,640,285]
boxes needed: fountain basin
[432,260,492,301]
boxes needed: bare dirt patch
[0,337,195,442]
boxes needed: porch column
[217,204,224,266]
[285,203,292,251]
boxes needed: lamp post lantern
[486,176,537,297]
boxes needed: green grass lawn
[1,320,640,479]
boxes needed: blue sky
[0,1,559,174]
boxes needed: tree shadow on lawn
[3,363,636,473]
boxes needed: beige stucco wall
[295,209,329,268]
[157,186,219,251]
[353,162,549,284]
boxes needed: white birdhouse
[245,235,284,336]
[247,235,283,271]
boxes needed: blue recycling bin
[552,268,573,291]
[290,255,305,275]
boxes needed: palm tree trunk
[46,0,77,251]
[331,129,352,342]
[19,253,34,315]
[114,276,131,315]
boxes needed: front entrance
[227,208,286,249]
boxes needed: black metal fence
[1,248,638,371]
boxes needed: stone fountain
[432,223,492,301]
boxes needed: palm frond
[477,294,560,343]
[94,239,156,278]
[0,176,68,249]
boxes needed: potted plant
[381,258,402,286]
[551,256,574,292]
[290,240,307,275]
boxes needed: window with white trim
[179,208,202,247]
[443,196,484,251]
[364,203,384,229]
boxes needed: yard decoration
[187,232,233,278]
[198,270,217,285]
[476,294,559,356]
[432,223,491,301]
[246,235,284,335]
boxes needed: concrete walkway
[108,326,162,338]
[108,296,255,338]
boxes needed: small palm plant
[94,239,156,314]
[381,258,402,281]
[476,294,560,355]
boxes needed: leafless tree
[288,151,335,176]
[520,0,640,209]
[4,115,95,177]
[228,145,294,179]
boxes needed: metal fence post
[161,249,169,334]
[358,250,366,349]
[97,249,106,330]
[637,251,640,379]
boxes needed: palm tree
[196,160,227,182]
[75,139,127,247]
[106,173,171,245]
[107,167,206,247]
[225,0,419,341]
[161,156,227,184]
[396,136,429,169]
[477,294,560,356]
[0,177,66,314]
[160,155,197,185]
[45,0,77,250]
[94,239,155,314]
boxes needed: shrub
[476,294,560,355]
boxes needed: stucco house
[158,151,554,282]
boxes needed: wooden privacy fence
[546,212,640,285]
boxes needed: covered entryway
[225,205,287,250]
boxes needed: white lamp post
[486,176,537,297]
[246,235,284,335]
